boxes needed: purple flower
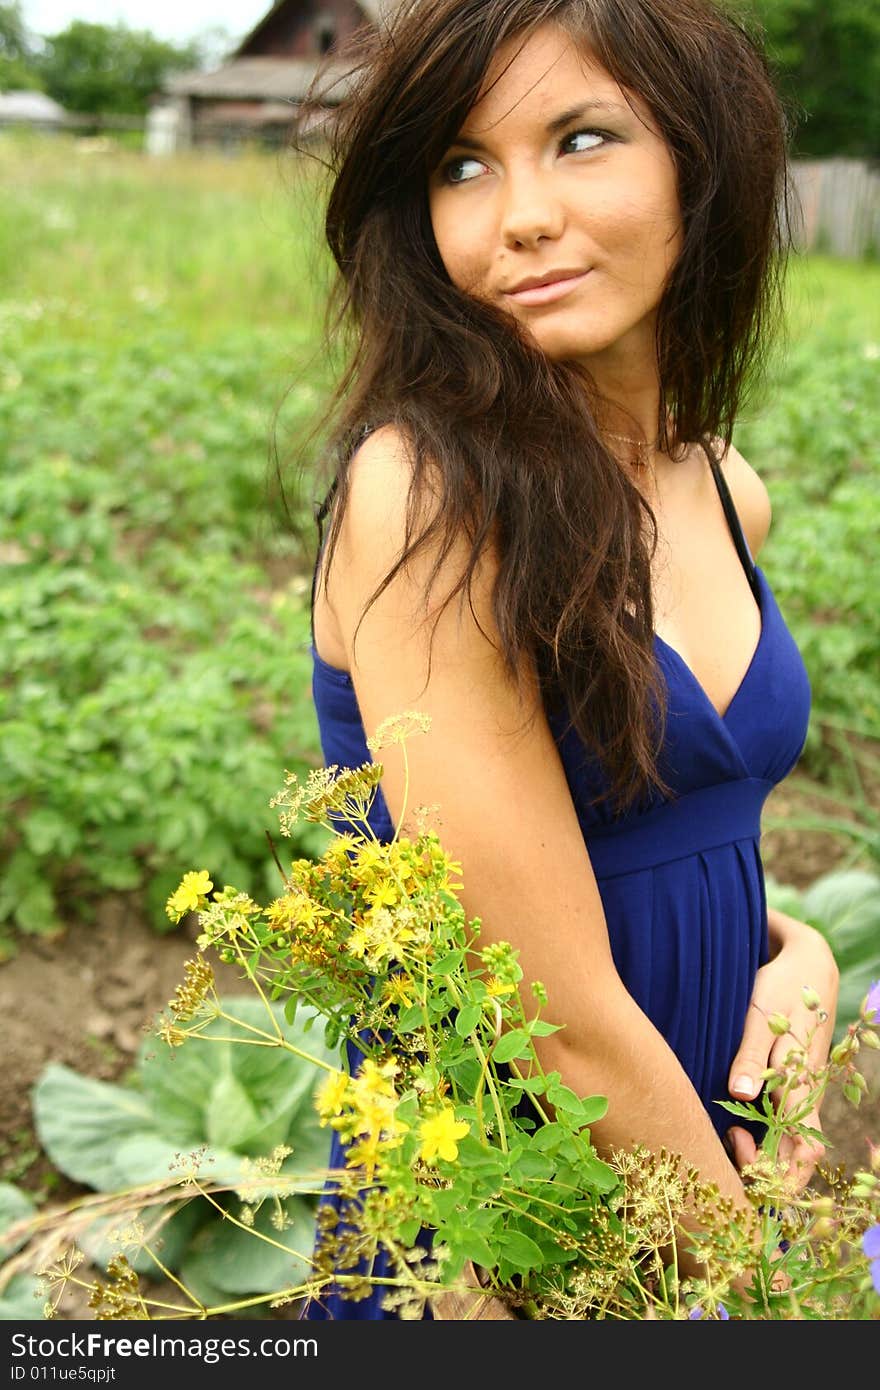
[865,980,880,1022]
[864,1224,880,1295]
[688,1303,729,1319]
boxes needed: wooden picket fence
[789,159,880,259]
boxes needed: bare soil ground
[1,771,877,1320]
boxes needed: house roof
[234,0,394,58]
[0,90,67,123]
[166,56,355,103]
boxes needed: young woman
[299,0,839,1318]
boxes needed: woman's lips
[504,271,590,306]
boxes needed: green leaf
[454,1232,496,1270]
[571,1095,609,1127]
[545,1081,585,1114]
[526,1019,563,1037]
[495,1229,544,1272]
[32,1064,155,1189]
[0,1183,37,1259]
[22,808,78,857]
[179,1195,316,1297]
[433,950,464,975]
[0,1273,44,1321]
[530,1123,566,1153]
[397,1005,424,1033]
[206,1071,261,1151]
[511,1151,555,1181]
[454,1004,483,1037]
[492,1029,532,1064]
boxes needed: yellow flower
[316,1070,350,1124]
[165,869,213,922]
[418,1106,469,1166]
[485,976,516,998]
[354,1058,399,1103]
[364,880,400,909]
[382,973,417,1007]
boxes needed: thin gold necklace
[604,431,661,469]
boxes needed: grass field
[0,131,878,947]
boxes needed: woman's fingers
[725,1124,759,1173]
[728,1000,774,1102]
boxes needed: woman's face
[428,23,683,377]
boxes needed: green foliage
[30,997,336,1308]
[0,326,327,949]
[767,868,880,1037]
[33,21,201,117]
[0,1183,42,1319]
[0,0,43,90]
[0,1,29,60]
[736,0,880,157]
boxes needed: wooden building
[160,0,392,149]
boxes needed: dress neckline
[653,567,766,725]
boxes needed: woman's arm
[721,444,840,1188]
[327,428,758,1271]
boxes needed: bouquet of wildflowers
[31,714,878,1320]
[146,712,880,1320]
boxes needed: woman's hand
[726,910,839,1191]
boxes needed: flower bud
[768,1013,791,1037]
[801,986,822,1012]
[860,1028,880,1051]
[853,1170,877,1190]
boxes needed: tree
[738,0,880,158]
[0,1,44,90]
[35,21,201,116]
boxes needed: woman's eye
[442,156,487,185]
[561,129,607,154]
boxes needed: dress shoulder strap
[309,474,339,646]
[703,442,761,605]
[308,424,381,645]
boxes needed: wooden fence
[790,159,880,259]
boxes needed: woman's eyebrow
[452,100,626,150]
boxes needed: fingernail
[732,1075,755,1097]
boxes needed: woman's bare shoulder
[341,423,442,535]
[717,440,772,559]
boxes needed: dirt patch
[1,769,877,1319]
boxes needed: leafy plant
[0,1183,42,1319]
[28,996,337,1312]
[28,730,880,1321]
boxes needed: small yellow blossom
[382,973,417,1007]
[316,1070,350,1124]
[418,1106,469,1165]
[364,880,400,909]
[354,1058,399,1102]
[485,975,516,999]
[165,869,213,922]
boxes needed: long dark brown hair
[296,0,791,810]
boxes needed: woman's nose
[499,169,565,248]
